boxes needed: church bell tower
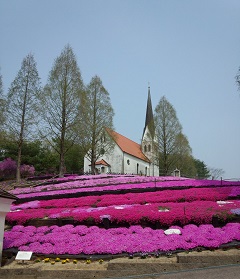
[141,86,155,164]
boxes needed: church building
[83,87,159,176]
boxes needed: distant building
[84,87,159,176]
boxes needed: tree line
[0,45,223,181]
[0,45,114,181]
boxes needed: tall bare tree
[0,70,5,129]
[208,167,225,180]
[41,45,83,177]
[79,75,114,174]
[154,96,193,176]
[6,54,41,182]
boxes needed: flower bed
[3,175,240,257]
[10,186,237,211]
[3,223,240,255]
[6,200,240,226]
[10,177,240,201]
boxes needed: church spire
[143,86,154,138]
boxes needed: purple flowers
[10,175,240,199]
[6,197,240,226]
[0,157,35,179]
[3,174,240,256]
[4,223,240,255]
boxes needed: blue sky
[0,0,240,178]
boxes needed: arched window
[148,144,151,152]
[144,145,147,152]
[137,163,139,174]
[145,167,147,176]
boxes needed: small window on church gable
[127,159,130,165]
[148,144,151,152]
[101,133,106,143]
[144,145,147,152]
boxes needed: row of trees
[0,45,114,181]
[0,45,224,181]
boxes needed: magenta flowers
[3,223,240,255]
[3,174,240,256]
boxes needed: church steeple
[143,86,154,139]
[140,86,158,176]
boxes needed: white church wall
[84,144,154,175]
[83,156,91,173]
[84,144,124,174]
[122,153,150,175]
[103,144,123,174]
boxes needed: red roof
[95,159,110,166]
[106,128,150,162]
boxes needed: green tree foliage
[0,137,58,174]
[154,96,181,175]
[78,75,114,174]
[193,159,210,179]
[154,96,196,177]
[41,45,83,177]
[6,54,41,182]
[172,133,196,177]
[64,143,85,173]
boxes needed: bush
[20,164,35,178]
[0,158,16,179]
[0,157,35,179]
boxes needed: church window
[101,132,106,143]
[100,148,105,155]
[148,145,151,152]
[137,163,139,174]
[144,145,147,152]
[127,159,130,165]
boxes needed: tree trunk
[16,143,22,182]
[91,149,97,174]
[16,76,29,182]
[59,152,65,178]
[90,85,97,175]
[59,76,67,178]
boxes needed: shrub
[0,157,35,179]
[20,164,35,178]
[0,158,16,179]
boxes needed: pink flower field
[3,175,240,257]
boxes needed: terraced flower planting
[3,175,240,257]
